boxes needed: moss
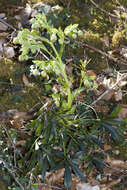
[92,19,101,30]
[0,0,23,6]
[0,59,23,83]
[0,59,43,111]
[0,180,8,190]
[0,84,43,112]
[83,30,103,48]
[104,1,116,11]
[112,30,123,47]
[26,0,57,4]
[0,172,8,190]
[119,0,127,7]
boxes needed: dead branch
[84,43,127,65]
[89,0,119,18]
[1,124,23,159]
[0,102,42,123]
[0,18,16,31]
[91,73,127,105]
[0,158,25,190]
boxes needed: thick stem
[38,37,72,108]
[49,42,72,108]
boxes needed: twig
[91,73,127,105]
[39,50,50,60]
[89,0,119,18]
[2,124,16,149]
[84,43,127,65]
[0,18,16,31]
[1,123,23,161]
[81,102,99,119]
[0,158,25,190]
[2,123,17,166]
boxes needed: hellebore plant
[13,13,84,110]
[12,13,125,189]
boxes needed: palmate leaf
[64,24,78,36]
[64,164,72,188]
[31,13,49,30]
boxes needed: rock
[0,32,8,38]
[0,38,6,58]
[0,13,6,19]
[76,183,100,190]
[15,4,32,28]
[4,46,15,58]
[0,22,8,31]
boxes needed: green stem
[50,43,72,108]
[38,36,72,108]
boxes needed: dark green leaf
[51,160,65,172]
[35,122,42,136]
[102,123,119,142]
[43,125,52,142]
[71,151,87,164]
[67,139,78,153]
[86,163,94,175]
[64,164,72,188]
[92,159,107,174]
[91,135,104,149]
[41,155,48,181]
[70,162,86,182]
[77,139,86,151]
[26,152,37,171]
[105,119,124,125]
[51,151,64,158]
[109,104,122,117]
[13,94,22,104]
[72,151,86,159]
[47,155,55,169]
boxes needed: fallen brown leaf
[22,73,31,86]
[118,107,127,119]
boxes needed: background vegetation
[0,0,127,189]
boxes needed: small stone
[76,183,100,190]
[0,38,6,58]
[31,9,38,18]
[0,22,8,31]
[0,32,8,37]
[4,46,15,58]
[0,13,6,19]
